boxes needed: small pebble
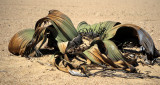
[129,54,135,58]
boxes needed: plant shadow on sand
[39,49,56,55]
[89,65,160,79]
[30,49,56,58]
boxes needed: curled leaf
[103,24,160,61]
[8,29,34,56]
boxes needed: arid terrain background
[0,0,160,85]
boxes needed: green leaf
[83,45,103,65]
[77,21,120,37]
[102,40,125,61]
[8,29,35,55]
[103,24,159,60]
[35,10,78,42]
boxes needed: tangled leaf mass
[8,10,160,77]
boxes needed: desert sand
[0,0,160,85]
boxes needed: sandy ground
[0,0,160,85]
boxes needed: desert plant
[8,10,160,77]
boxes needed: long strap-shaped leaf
[23,27,47,56]
[8,29,35,56]
[103,24,159,60]
[102,40,125,61]
[83,45,103,65]
[23,10,78,56]
[54,54,88,77]
[82,43,136,72]
[35,10,78,42]
[83,44,118,68]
